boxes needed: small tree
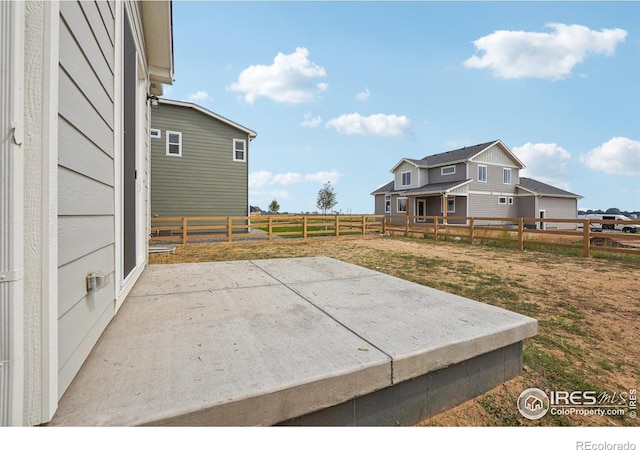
[268,199,280,214]
[316,181,337,215]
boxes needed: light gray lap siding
[57,0,117,396]
[151,104,250,217]
[428,162,466,184]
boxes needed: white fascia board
[140,2,174,86]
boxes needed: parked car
[579,214,640,233]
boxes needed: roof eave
[141,1,174,95]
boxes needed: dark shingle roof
[370,181,395,195]
[421,141,499,166]
[517,177,582,198]
[371,179,470,196]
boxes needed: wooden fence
[150,214,640,257]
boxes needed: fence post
[404,214,409,237]
[362,215,366,236]
[268,216,273,241]
[582,219,590,257]
[182,217,188,245]
[335,215,340,237]
[382,215,387,234]
[469,217,475,245]
[518,217,524,251]
[227,217,233,242]
[303,216,308,240]
[433,217,439,241]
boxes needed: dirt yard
[149,235,640,426]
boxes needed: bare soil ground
[149,235,640,426]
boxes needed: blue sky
[166,1,640,214]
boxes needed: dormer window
[401,171,411,186]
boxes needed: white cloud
[513,142,572,190]
[186,90,211,102]
[464,23,627,80]
[228,47,328,104]
[301,111,322,128]
[249,170,342,189]
[326,113,412,139]
[580,137,640,176]
[356,87,370,101]
[304,170,342,185]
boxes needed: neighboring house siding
[538,197,578,229]
[427,162,466,184]
[151,103,250,217]
[57,0,117,396]
[394,161,420,190]
[472,143,520,167]
[467,192,517,219]
[517,195,536,219]
[468,161,519,194]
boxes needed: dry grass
[149,235,640,426]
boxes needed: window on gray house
[503,168,511,184]
[478,165,487,182]
[166,131,182,157]
[233,139,247,162]
[401,171,411,186]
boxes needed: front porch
[49,257,536,426]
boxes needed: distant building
[150,99,257,217]
[371,140,582,229]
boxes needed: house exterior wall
[467,192,518,220]
[427,162,466,184]
[467,161,519,194]
[517,195,536,219]
[538,197,578,229]
[150,103,251,217]
[393,161,421,190]
[57,1,119,397]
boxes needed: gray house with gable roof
[372,140,582,229]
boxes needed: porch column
[442,194,448,223]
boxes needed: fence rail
[150,214,640,258]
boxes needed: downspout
[0,0,25,426]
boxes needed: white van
[581,214,640,233]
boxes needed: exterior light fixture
[147,94,160,108]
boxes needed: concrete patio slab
[49,256,537,426]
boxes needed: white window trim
[233,138,247,162]
[478,164,487,183]
[503,168,511,185]
[400,171,411,186]
[384,195,391,213]
[498,196,507,204]
[150,128,161,139]
[508,197,514,205]
[441,165,455,176]
[166,130,182,157]
[397,197,407,213]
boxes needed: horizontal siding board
[58,216,114,267]
[468,162,519,193]
[58,244,114,318]
[428,163,466,184]
[59,19,113,124]
[59,68,114,155]
[58,117,114,183]
[58,297,114,397]
[95,0,115,45]
[60,0,114,99]
[79,0,114,62]
[467,193,517,218]
[58,167,114,216]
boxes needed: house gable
[469,140,524,169]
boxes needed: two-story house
[372,140,582,229]
[150,99,257,218]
